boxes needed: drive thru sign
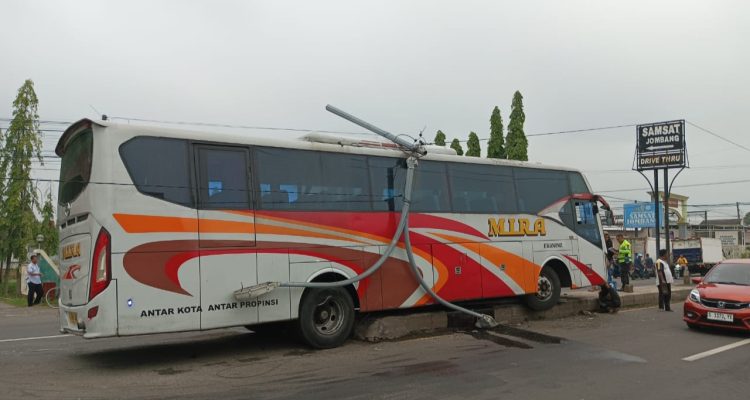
[635,120,686,170]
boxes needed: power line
[598,178,750,193]
[687,121,750,154]
[0,118,72,125]
[584,163,750,174]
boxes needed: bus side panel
[200,253,259,330]
[432,243,481,302]
[257,252,292,323]
[382,246,433,309]
[575,238,607,287]
[361,246,384,312]
[110,190,203,336]
[479,241,529,298]
[116,255,202,335]
[287,245,364,317]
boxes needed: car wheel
[523,267,561,311]
[297,287,355,349]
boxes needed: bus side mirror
[602,209,614,226]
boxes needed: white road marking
[682,338,750,362]
[0,334,73,343]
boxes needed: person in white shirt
[655,249,674,311]
[26,255,43,307]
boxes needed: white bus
[57,118,609,348]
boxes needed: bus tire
[297,287,355,349]
[523,267,561,311]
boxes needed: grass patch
[0,279,28,307]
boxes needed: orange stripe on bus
[430,232,539,292]
[114,214,254,234]
[253,212,392,245]
[255,224,365,244]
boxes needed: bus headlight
[689,289,700,303]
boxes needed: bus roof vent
[301,132,458,155]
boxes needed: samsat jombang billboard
[623,203,664,228]
[635,120,686,170]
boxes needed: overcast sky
[1,0,749,221]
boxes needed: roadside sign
[635,120,686,170]
[716,231,739,246]
[623,203,664,228]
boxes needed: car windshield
[704,263,750,286]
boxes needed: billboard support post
[633,120,688,268]
[654,171,661,264]
[664,168,670,260]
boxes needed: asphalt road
[1,301,748,400]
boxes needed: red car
[683,259,750,331]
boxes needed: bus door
[557,198,602,286]
[545,199,582,285]
[194,145,258,329]
[570,199,604,285]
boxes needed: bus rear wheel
[297,287,355,349]
[523,267,561,311]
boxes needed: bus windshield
[58,129,93,205]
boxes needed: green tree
[743,211,750,226]
[35,192,58,256]
[434,130,447,146]
[450,138,464,155]
[466,132,481,157]
[506,90,528,161]
[0,80,43,285]
[487,106,506,159]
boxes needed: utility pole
[654,172,661,263]
[737,202,741,223]
[664,169,671,260]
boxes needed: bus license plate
[67,312,78,327]
[707,312,733,322]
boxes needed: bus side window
[120,137,193,207]
[197,147,251,210]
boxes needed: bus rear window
[58,129,93,205]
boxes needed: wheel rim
[313,296,345,336]
[536,275,553,301]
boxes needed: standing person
[655,249,674,311]
[616,234,632,290]
[676,255,688,278]
[26,254,44,307]
[634,253,644,279]
[645,253,655,278]
[604,233,617,287]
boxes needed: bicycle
[44,286,60,309]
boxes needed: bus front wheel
[297,287,355,349]
[523,267,561,311]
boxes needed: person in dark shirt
[598,284,621,313]
[644,253,655,278]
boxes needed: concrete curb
[354,288,692,342]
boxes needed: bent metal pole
[235,105,497,329]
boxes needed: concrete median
[355,283,693,342]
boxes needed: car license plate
[67,312,78,327]
[707,312,733,322]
